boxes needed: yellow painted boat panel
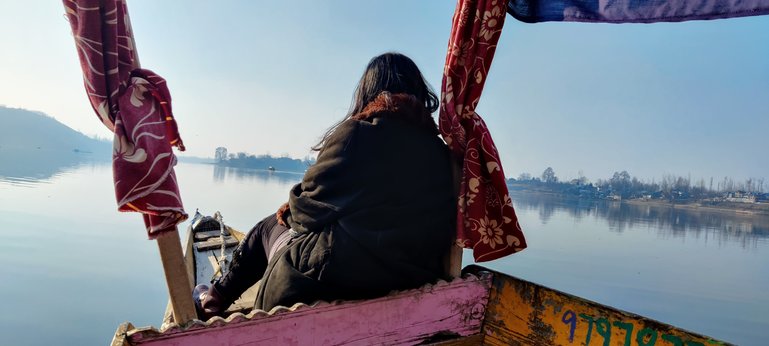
[465,265,731,346]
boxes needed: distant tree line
[214,147,315,173]
[510,167,767,202]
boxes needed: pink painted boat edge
[123,272,492,345]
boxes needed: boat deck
[162,221,259,325]
[191,228,260,315]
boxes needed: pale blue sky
[1,1,767,184]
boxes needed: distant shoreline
[623,198,769,216]
[508,189,769,216]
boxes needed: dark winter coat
[254,93,455,311]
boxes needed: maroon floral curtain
[440,0,527,262]
[63,0,187,238]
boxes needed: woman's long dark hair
[312,52,439,151]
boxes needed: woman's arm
[285,121,366,233]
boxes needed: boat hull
[467,265,730,346]
[114,223,731,345]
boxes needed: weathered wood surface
[467,265,732,346]
[161,229,196,326]
[156,229,197,324]
[193,228,233,286]
[127,273,492,346]
[110,322,134,346]
[430,333,484,345]
[197,249,220,285]
[193,235,239,251]
[444,155,464,279]
[193,229,230,241]
[445,244,463,278]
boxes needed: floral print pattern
[440,0,527,261]
[451,41,474,67]
[479,4,502,40]
[63,0,187,238]
[478,216,504,249]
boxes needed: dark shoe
[193,284,228,320]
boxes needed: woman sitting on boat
[195,52,456,317]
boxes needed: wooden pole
[123,3,195,324]
[156,229,197,324]
[446,244,463,278]
[445,156,464,278]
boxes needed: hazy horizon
[2,103,767,188]
[1,2,767,184]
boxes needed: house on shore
[725,191,757,204]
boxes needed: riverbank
[508,188,769,216]
[624,198,769,216]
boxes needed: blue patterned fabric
[507,0,769,23]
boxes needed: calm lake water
[0,160,767,345]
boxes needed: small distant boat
[109,212,730,346]
[267,166,276,172]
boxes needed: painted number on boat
[560,310,707,346]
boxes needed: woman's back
[319,95,455,294]
[193,53,458,313]
[256,92,455,310]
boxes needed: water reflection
[212,165,303,185]
[511,191,769,249]
[0,150,108,186]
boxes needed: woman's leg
[198,213,289,316]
